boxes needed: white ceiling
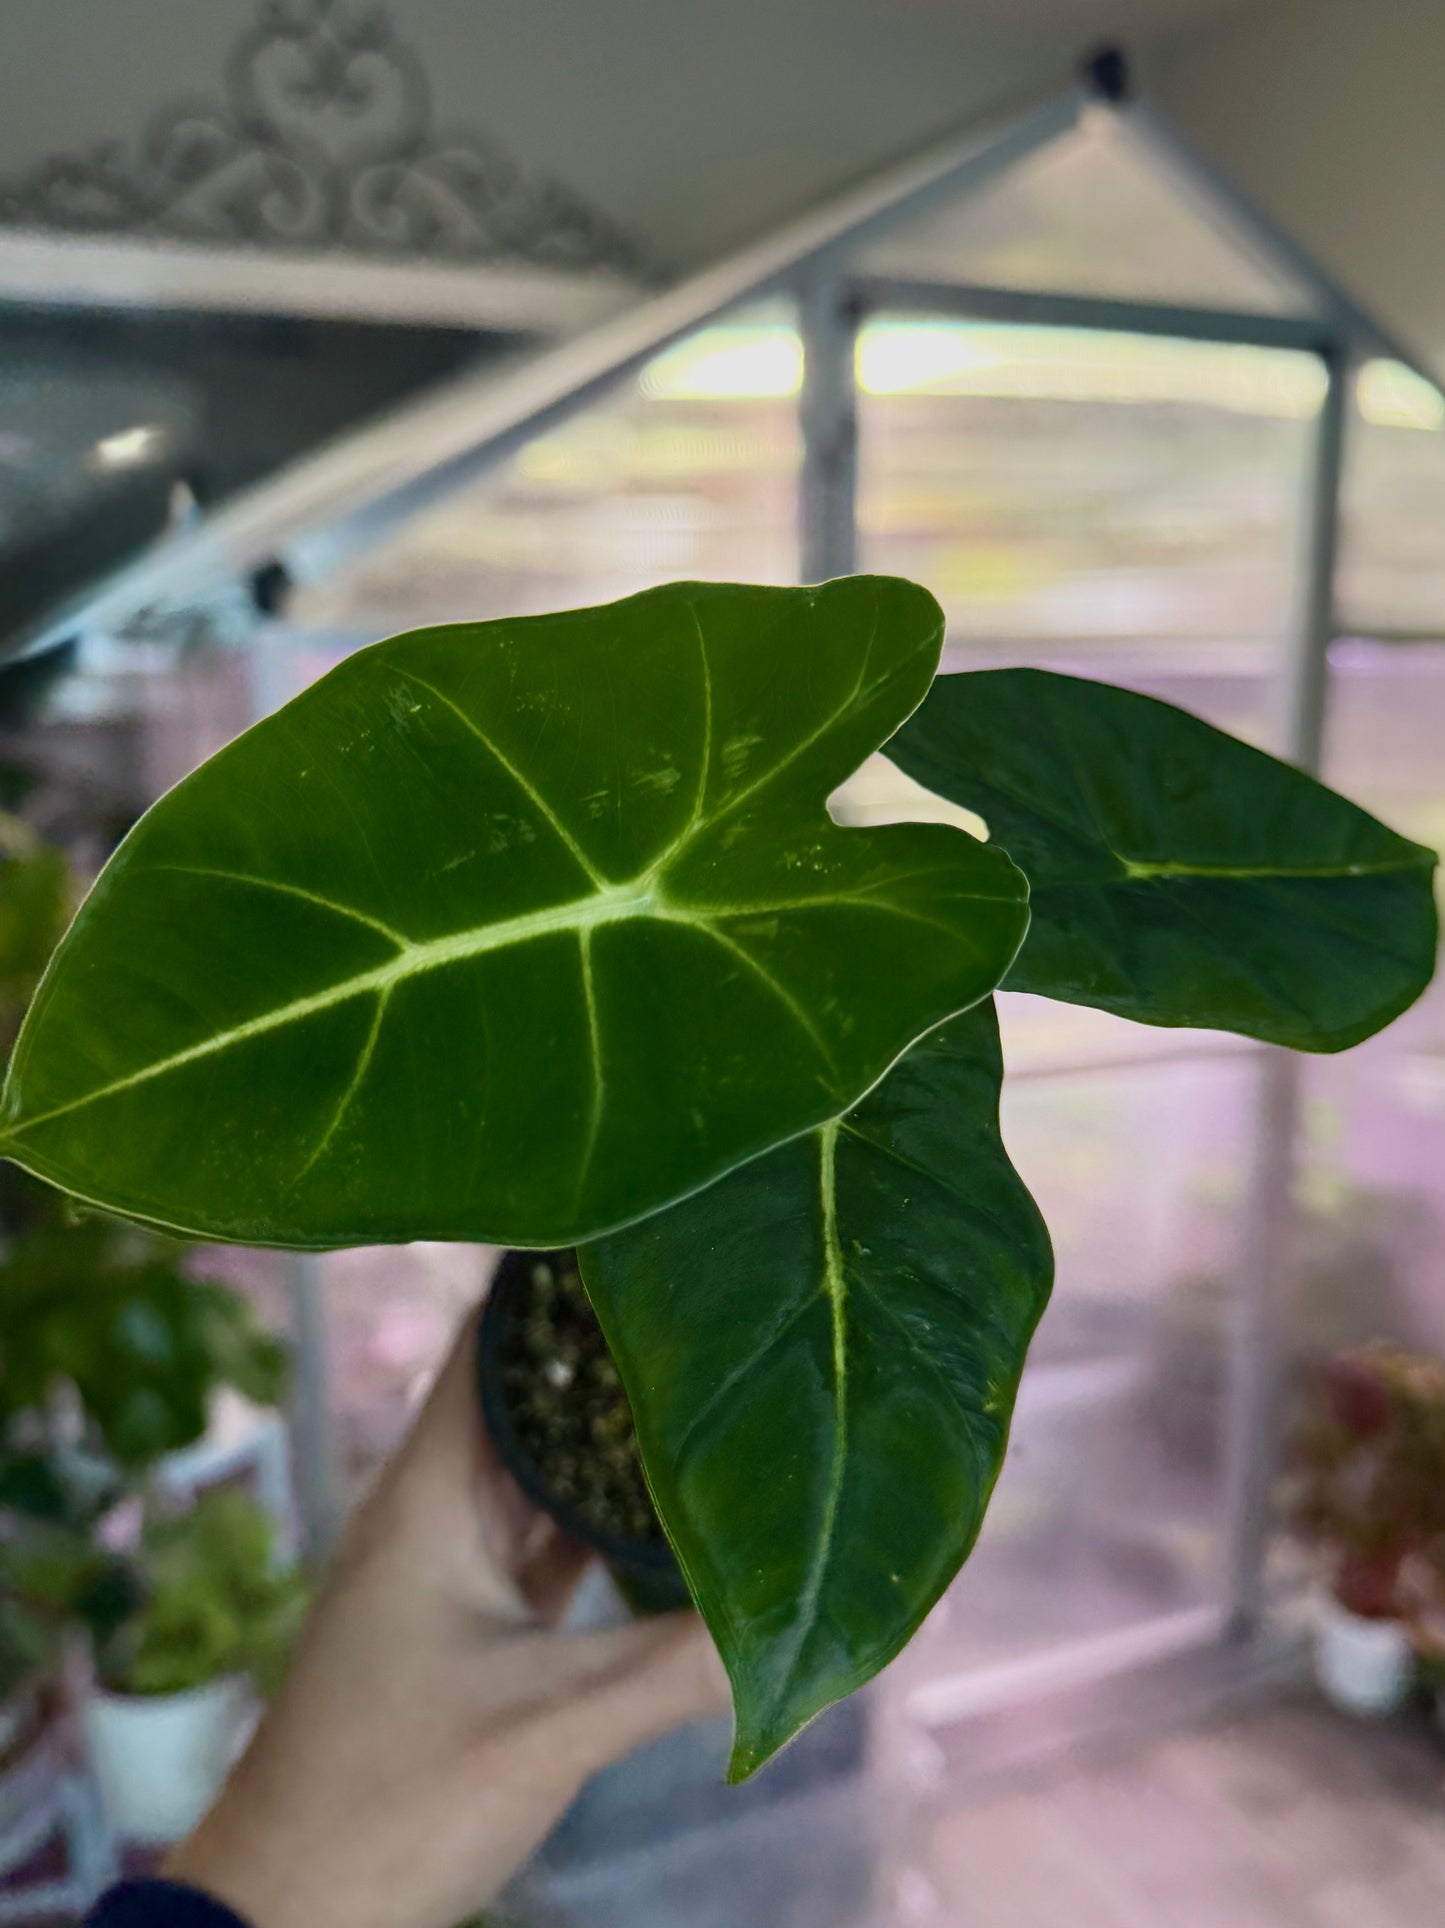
[0,0,1265,274]
[1151,0,1445,374]
[7,0,1441,379]
[899,0,1250,29]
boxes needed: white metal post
[1221,347,1349,1636]
[1278,347,1350,773]
[284,1250,342,1557]
[799,283,860,584]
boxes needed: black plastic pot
[476,1250,691,1615]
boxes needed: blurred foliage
[0,1210,287,1472]
[0,1379,140,1699]
[0,812,70,1055]
[1290,1343,1445,1617]
[97,1488,308,1698]
[0,1213,290,1690]
[0,1589,50,1703]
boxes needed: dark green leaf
[581,999,1052,1778]
[0,579,1027,1248]
[891,668,1438,1051]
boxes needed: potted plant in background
[84,1488,307,1846]
[0,1095,295,1841]
[0,1565,61,1822]
[1398,1547,1445,1736]
[0,1227,296,1842]
[0,577,1436,1777]
[1291,1345,1445,1715]
[0,1462,137,1883]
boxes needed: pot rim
[477,1249,681,1579]
[89,1672,249,1712]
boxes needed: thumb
[551,1612,734,1776]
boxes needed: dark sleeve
[85,1880,252,1928]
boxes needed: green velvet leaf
[891,668,1438,1051]
[0,579,1028,1248]
[581,999,1052,1778]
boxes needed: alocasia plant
[0,576,1435,1776]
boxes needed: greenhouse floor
[11,1692,1445,1926]
[900,1690,1445,1928]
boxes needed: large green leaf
[0,579,1028,1248]
[581,999,1052,1778]
[891,668,1438,1051]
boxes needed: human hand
[165,1309,730,1928]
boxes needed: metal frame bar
[1119,98,1432,381]
[284,1252,341,1557]
[798,282,860,582]
[7,82,1085,664]
[1279,347,1350,770]
[0,227,640,337]
[1220,348,1350,1636]
[847,274,1339,355]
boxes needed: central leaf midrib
[753,1121,850,1739]
[6,858,985,1141]
[1113,852,1431,883]
[3,883,653,1140]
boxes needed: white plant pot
[84,1676,250,1846]
[1313,1593,1414,1716]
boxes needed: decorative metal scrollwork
[0,0,652,278]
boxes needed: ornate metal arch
[0,0,653,279]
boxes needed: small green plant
[0,578,1435,1773]
[97,1489,308,1698]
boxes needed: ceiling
[899,0,1251,27]
[0,0,1268,275]
[1151,0,1445,374]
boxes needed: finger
[516,1525,593,1624]
[554,1614,734,1776]
[391,1304,492,1486]
[361,1307,540,1617]
[388,1306,535,1539]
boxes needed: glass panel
[1339,359,1445,638]
[293,303,802,642]
[1297,643,1445,1368]
[856,112,1314,315]
[856,314,1317,746]
[874,1040,1251,1697]
[852,307,1315,1073]
[851,305,1322,1689]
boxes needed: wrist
[162,1791,304,1928]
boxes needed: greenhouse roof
[3,46,1431,668]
